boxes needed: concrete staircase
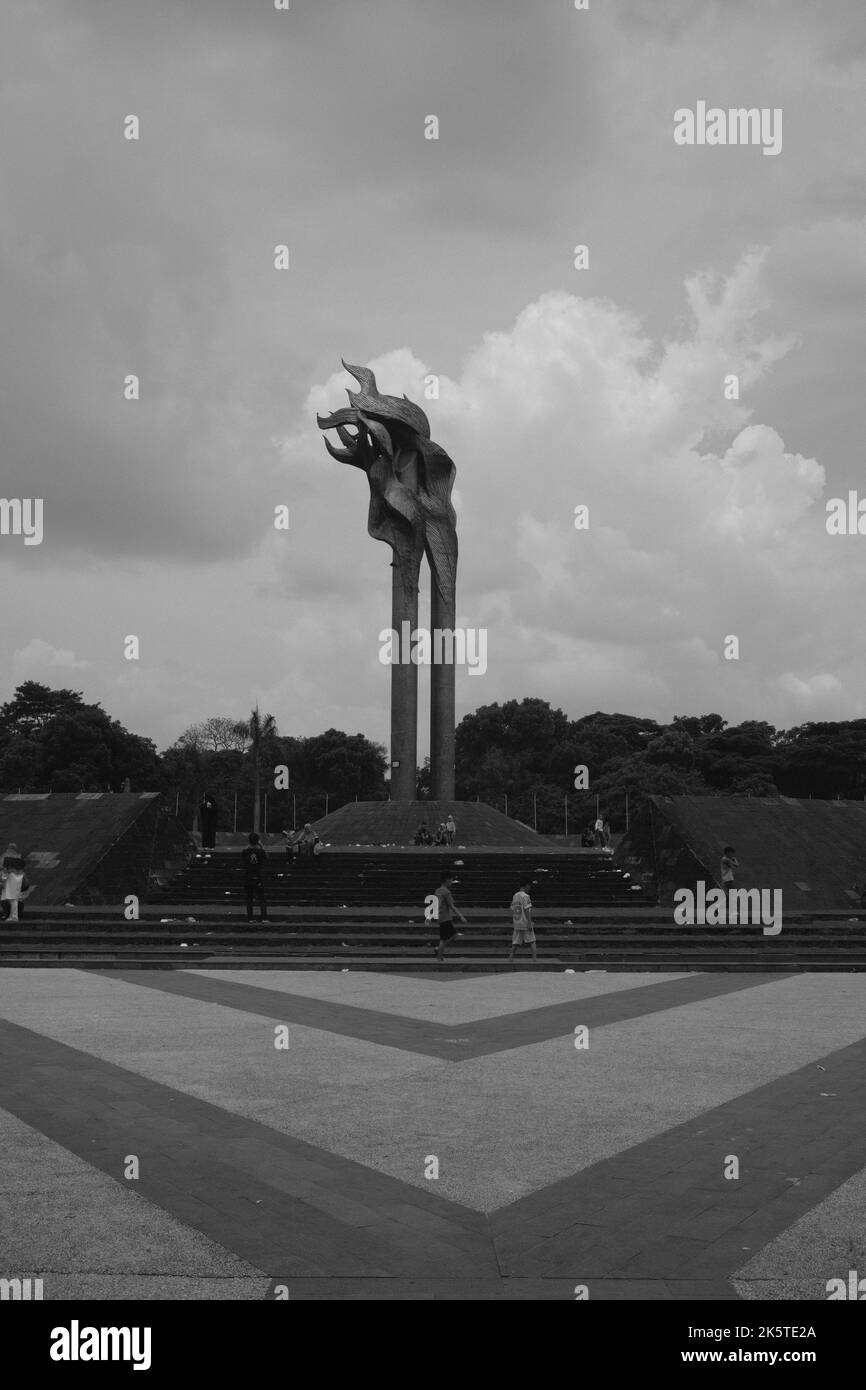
[164,847,647,910]
[5,847,866,971]
[4,905,866,972]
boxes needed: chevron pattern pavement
[1,967,865,1300]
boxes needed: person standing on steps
[721,845,739,893]
[434,875,468,963]
[445,814,457,846]
[509,880,537,963]
[241,832,270,924]
[200,792,219,851]
[0,843,30,923]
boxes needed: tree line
[1,682,864,835]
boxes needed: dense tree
[0,681,84,742]
[593,755,711,804]
[455,702,663,826]
[177,717,248,753]
[456,699,578,801]
[0,736,43,790]
[696,721,778,791]
[0,685,159,792]
[643,729,697,769]
[159,720,388,832]
[774,721,866,800]
[671,713,727,740]
[9,679,866,832]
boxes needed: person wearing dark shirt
[434,876,468,963]
[241,833,269,923]
[200,793,219,850]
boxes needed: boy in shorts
[434,876,468,962]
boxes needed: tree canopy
[2,682,865,834]
[0,683,159,792]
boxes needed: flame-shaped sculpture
[318,362,458,800]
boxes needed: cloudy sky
[1,0,864,758]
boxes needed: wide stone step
[4,953,866,972]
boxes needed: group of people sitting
[413,815,456,846]
[282,823,322,859]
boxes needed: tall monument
[318,362,457,800]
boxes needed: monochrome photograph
[1,0,864,1361]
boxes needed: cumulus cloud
[2,0,865,747]
[271,251,860,737]
[12,639,90,681]
[779,673,844,701]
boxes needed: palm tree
[234,706,277,833]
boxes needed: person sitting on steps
[297,822,321,858]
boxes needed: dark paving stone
[492,1033,866,1280]
[0,1018,496,1279]
[98,968,795,1062]
[389,973,492,983]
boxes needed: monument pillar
[429,571,455,800]
[390,557,420,801]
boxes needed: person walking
[509,879,537,963]
[445,814,456,846]
[200,792,219,850]
[434,875,468,963]
[602,819,612,852]
[241,832,269,923]
[720,845,739,889]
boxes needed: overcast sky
[1,0,865,756]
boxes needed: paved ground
[0,968,864,1300]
